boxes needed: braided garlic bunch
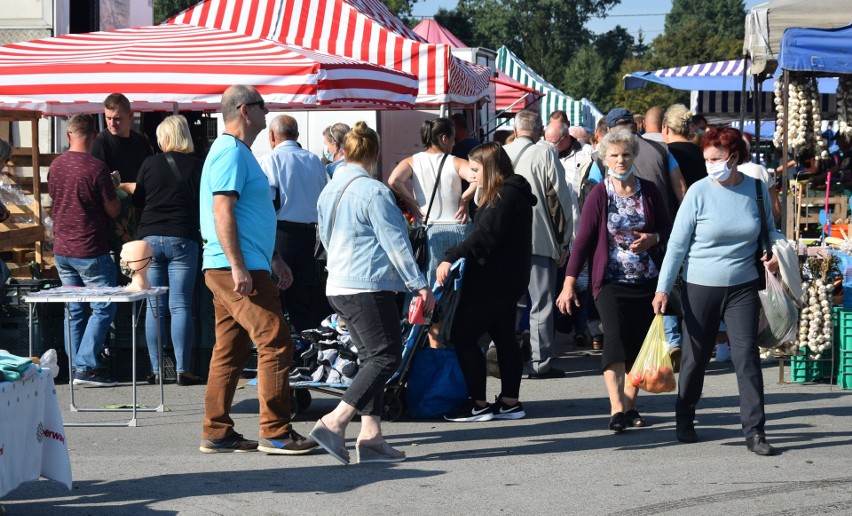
[838,76,852,139]
[774,75,826,158]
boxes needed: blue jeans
[143,236,199,374]
[664,315,683,350]
[54,253,117,372]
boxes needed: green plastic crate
[791,353,833,382]
[836,307,852,352]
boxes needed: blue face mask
[323,145,335,162]
[607,165,635,181]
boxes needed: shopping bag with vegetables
[628,314,676,394]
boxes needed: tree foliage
[153,0,199,24]
[665,0,746,39]
[563,26,633,106]
[381,0,420,23]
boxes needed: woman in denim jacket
[309,122,435,465]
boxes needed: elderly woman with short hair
[133,115,204,386]
[557,131,672,433]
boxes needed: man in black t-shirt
[92,93,153,191]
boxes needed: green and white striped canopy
[496,45,587,128]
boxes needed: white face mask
[706,158,733,181]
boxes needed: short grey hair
[598,131,640,158]
[269,115,299,140]
[221,85,260,123]
[514,109,542,134]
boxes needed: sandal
[609,412,626,434]
[625,409,646,428]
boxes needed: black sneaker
[258,430,319,455]
[199,432,259,453]
[492,398,526,420]
[444,399,494,422]
[72,370,117,388]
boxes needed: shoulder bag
[409,153,449,271]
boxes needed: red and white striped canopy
[167,0,492,106]
[0,23,418,115]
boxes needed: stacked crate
[836,308,852,389]
[790,306,845,383]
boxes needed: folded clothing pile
[0,351,39,382]
[292,314,359,386]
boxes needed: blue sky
[411,0,766,41]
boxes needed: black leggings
[449,299,523,401]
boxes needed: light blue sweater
[656,175,784,293]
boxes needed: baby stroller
[288,258,466,422]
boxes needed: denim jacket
[317,163,427,293]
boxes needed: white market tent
[496,45,597,130]
[744,0,852,77]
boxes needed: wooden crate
[786,193,849,239]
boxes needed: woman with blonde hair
[310,121,435,464]
[662,104,707,189]
[133,115,204,386]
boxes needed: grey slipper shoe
[309,419,350,465]
[356,442,406,464]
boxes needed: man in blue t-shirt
[198,85,317,456]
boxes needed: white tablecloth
[0,368,72,498]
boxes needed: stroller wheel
[290,389,312,420]
[382,389,405,422]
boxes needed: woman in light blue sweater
[652,127,784,457]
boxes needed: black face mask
[120,256,152,277]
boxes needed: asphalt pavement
[2,341,851,516]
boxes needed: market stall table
[0,368,72,498]
[24,286,168,427]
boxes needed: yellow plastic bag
[627,314,676,394]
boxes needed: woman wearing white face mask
[652,127,784,456]
[556,131,672,433]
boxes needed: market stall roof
[743,0,852,76]
[167,0,491,106]
[412,19,466,48]
[496,45,592,128]
[0,24,418,115]
[778,24,852,74]
[623,59,838,92]
[412,19,542,114]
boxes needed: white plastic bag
[757,269,798,348]
[39,349,59,379]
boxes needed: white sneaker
[715,343,731,362]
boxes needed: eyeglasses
[242,99,265,110]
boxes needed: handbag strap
[329,175,366,235]
[511,142,535,168]
[423,153,449,226]
[164,153,200,233]
[754,177,773,260]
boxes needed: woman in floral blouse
[556,131,672,433]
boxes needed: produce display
[773,74,826,159]
[797,278,834,360]
[838,76,852,139]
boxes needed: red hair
[701,127,749,165]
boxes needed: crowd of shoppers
[41,85,785,460]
